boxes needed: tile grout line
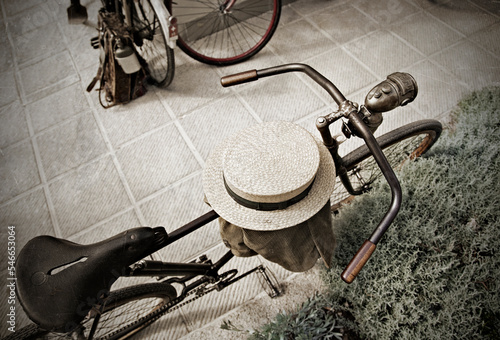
[2,0,28,107]
[378,31,458,119]
[26,109,90,138]
[1,133,208,212]
[52,0,84,86]
[293,106,337,126]
[22,74,81,106]
[64,168,204,241]
[108,119,176,150]
[157,90,206,168]
[25,98,64,238]
[467,0,500,19]
[427,9,468,39]
[462,24,500,61]
[339,40,384,80]
[211,67,264,124]
[4,1,81,106]
[424,39,479,92]
[209,0,339,113]
[135,170,203,207]
[294,48,363,107]
[85,92,149,227]
[65,207,136,241]
[172,120,204,174]
[0,185,43,210]
[25,153,110,189]
[1,0,64,237]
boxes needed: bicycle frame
[118,210,279,298]
[105,0,178,49]
[58,209,279,340]
[149,0,178,49]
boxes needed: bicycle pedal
[90,36,99,49]
[257,266,281,298]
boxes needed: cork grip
[341,240,376,283]
[220,70,258,87]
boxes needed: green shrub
[253,87,500,339]
[248,294,343,340]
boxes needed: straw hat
[203,121,335,231]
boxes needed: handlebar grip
[220,70,258,87]
[341,240,376,283]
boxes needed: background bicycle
[72,0,282,89]
[1,0,498,338]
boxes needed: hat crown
[223,122,320,204]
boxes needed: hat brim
[203,131,336,231]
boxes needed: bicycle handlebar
[340,111,402,283]
[220,69,259,87]
[221,63,347,105]
[221,64,404,283]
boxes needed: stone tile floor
[1,0,499,338]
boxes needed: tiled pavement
[1,0,499,338]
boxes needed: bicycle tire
[330,119,443,211]
[3,283,177,340]
[172,0,281,65]
[122,0,175,87]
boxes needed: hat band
[223,176,316,211]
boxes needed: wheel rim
[174,0,279,64]
[88,295,169,339]
[24,290,172,339]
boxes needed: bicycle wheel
[124,0,175,87]
[172,0,281,65]
[330,120,443,211]
[4,283,177,340]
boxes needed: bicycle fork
[221,0,236,13]
[150,0,178,49]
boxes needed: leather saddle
[15,227,167,332]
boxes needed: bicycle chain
[101,281,216,340]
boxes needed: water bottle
[114,40,141,74]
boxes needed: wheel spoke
[174,0,280,65]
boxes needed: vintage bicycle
[70,0,282,88]
[4,63,441,339]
